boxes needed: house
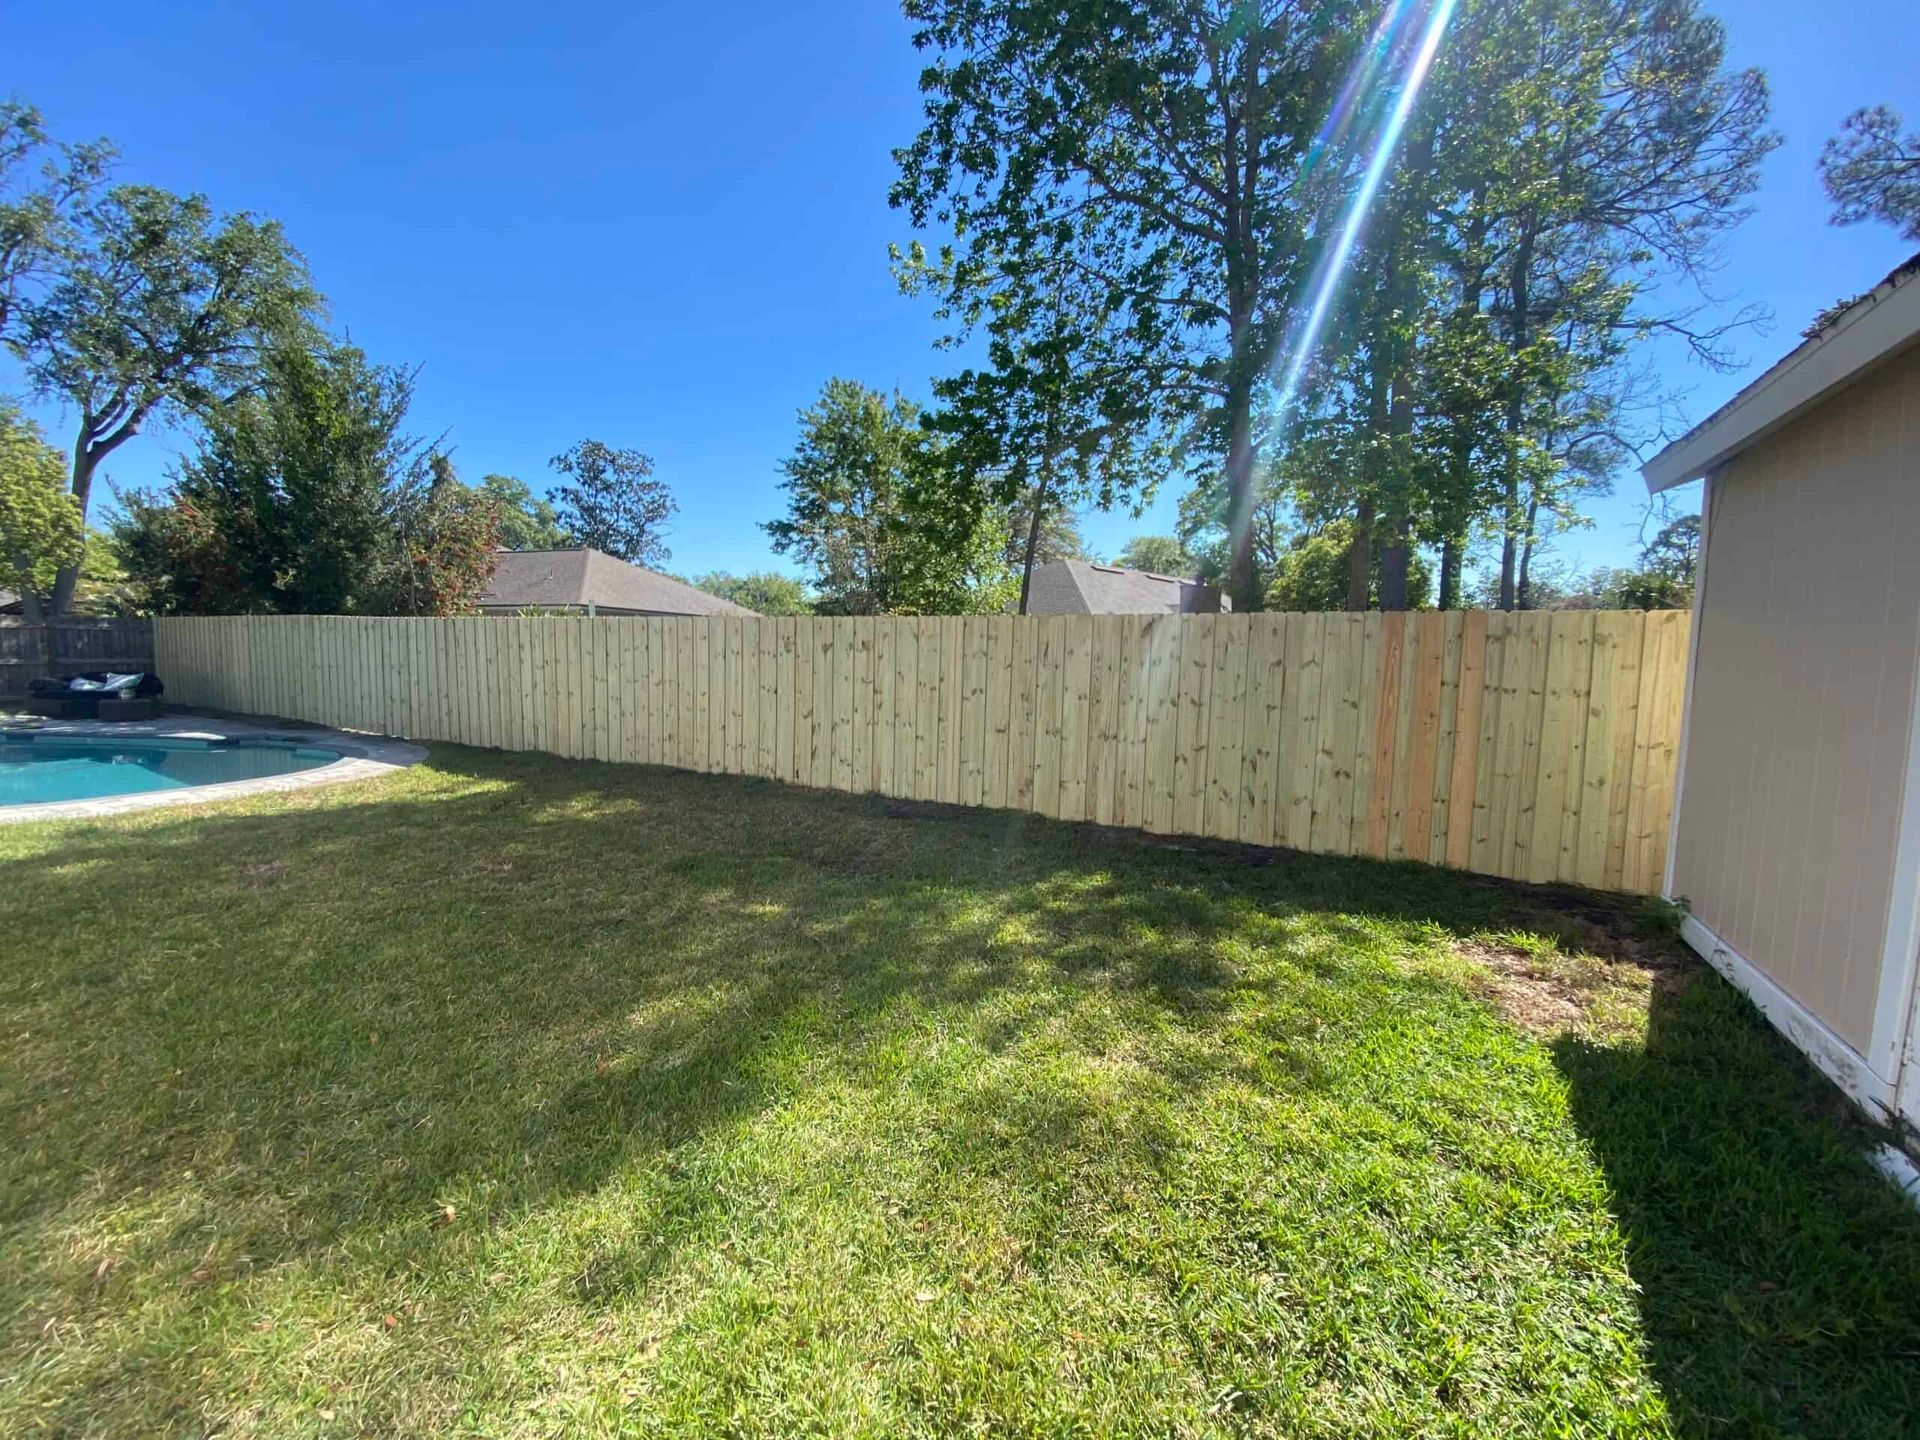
[1024,560,1230,615]
[1642,252,1920,1172]
[475,548,756,618]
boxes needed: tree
[478,473,572,550]
[900,235,1171,612]
[548,440,674,566]
[895,0,1367,612]
[1266,519,1432,611]
[1113,535,1199,576]
[765,379,921,614]
[0,399,81,620]
[113,341,498,616]
[766,379,1016,615]
[0,102,112,345]
[1002,494,1086,574]
[1820,106,1920,241]
[17,183,318,614]
[370,454,504,617]
[693,570,814,615]
[1598,510,1697,609]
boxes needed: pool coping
[0,714,425,824]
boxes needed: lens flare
[1272,0,1458,431]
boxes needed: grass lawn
[3,746,1918,1438]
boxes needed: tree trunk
[1437,534,1462,610]
[1375,127,1430,614]
[1497,223,1536,614]
[49,438,102,618]
[1223,375,1259,612]
[1017,468,1052,616]
[1346,495,1373,611]
[1516,494,1540,610]
[1497,511,1518,611]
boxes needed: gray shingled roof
[1024,560,1228,615]
[477,549,756,617]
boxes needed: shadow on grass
[1554,981,1920,1436]
[4,744,1916,1434]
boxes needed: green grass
[2,747,1916,1438]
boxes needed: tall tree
[478,473,573,550]
[113,341,497,616]
[0,102,112,345]
[17,184,318,614]
[1001,493,1085,574]
[0,399,82,621]
[548,440,674,566]
[765,379,921,614]
[895,0,1369,612]
[766,379,1012,614]
[900,233,1169,612]
[1820,106,1920,241]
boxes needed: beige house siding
[1671,343,1920,1054]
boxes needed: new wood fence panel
[154,611,1690,892]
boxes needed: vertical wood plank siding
[154,609,1689,893]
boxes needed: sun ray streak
[1269,0,1458,438]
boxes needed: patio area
[2,746,1916,1437]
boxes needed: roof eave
[1641,266,1920,494]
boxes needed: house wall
[1670,343,1920,1061]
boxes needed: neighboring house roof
[0,590,20,616]
[1025,560,1230,615]
[476,548,756,616]
[1643,250,1920,493]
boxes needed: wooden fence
[0,618,155,698]
[155,610,1689,893]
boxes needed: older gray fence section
[0,619,155,698]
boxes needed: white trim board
[1869,615,1920,1094]
[1680,914,1897,1123]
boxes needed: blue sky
[5,1,1916,583]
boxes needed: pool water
[0,735,340,807]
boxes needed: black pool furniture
[23,672,165,722]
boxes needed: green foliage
[371,455,506,617]
[893,1,1775,612]
[548,441,674,566]
[1001,493,1086,572]
[1112,535,1197,577]
[113,342,499,616]
[478,473,573,551]
[1266,520,1432,612]
[0,399,81,614]
[0,101,112,344]
[15,175,319,614]
[692,571,814,616]
[766,378,1013,615]
[894,0,1359,609]
[1820,105,1920,241]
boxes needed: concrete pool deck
[0,712,425,824]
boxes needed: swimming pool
[0,734,341,807]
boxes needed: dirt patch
[1456,940,1588,1034]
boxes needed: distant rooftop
[1024,559,1229,616]
[477,548,756,617]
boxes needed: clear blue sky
[5,1,1916,583]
